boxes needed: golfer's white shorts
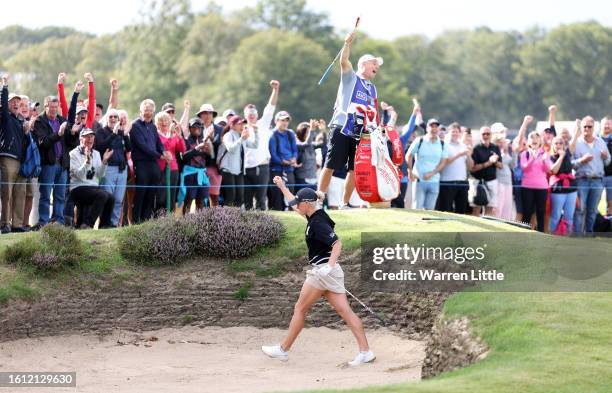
[305,263,345,293]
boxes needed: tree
[177,11,253,102]
[250,0,338,54]
[0,25,85,59]
[6,34,90,102]
[116,0,193,114]
[519,22,612,119]
[200,29,336,122]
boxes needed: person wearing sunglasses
[571,116,611,233]
[95,108,132,227]
[469,126,503,216]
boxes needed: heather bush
[3,224,85,272]
[185,207,285,259]
[118,208,285,265]
[118,215,196,266]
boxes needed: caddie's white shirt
[245,104,275,168]
[440,141,468,181]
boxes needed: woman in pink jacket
[155,111,186,213]
[520,131,552,232]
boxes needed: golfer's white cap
[358,54,383,69]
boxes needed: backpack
[19,132,41,179]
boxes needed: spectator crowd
[0,73,610,235]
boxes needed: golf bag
[354,106,400,202]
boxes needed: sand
[0,326,424,393]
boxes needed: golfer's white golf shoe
[348,350,376,366]
[261,344,289,361]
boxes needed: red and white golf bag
[354,106,400,203]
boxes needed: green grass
[0,210,610,392]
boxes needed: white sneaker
[262,344,289,361]
[348,350,376,366]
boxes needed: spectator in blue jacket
[0,75,30,233]
[269,111,298,210]
[129,99,171,223]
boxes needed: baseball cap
[189,117,203,128]
[275,111,291,121]
[223,109,236,119]
[7,93,21,102]
[196,103,218,117]
[79,128,95,137]
[427,118,440,127]
[543,127,556,136]
[228,115,247,127]
[76,105,88,114]
[358,54,384,69]
[161,103,175,113]
[29,102,40,110]
[288,188,319,206]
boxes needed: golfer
[317,29,383,208]
[262,176,375,366]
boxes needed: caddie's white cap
[358,54,384,69]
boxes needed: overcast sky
[3,0,611,40]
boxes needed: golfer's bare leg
[342,170,356,205]
[325,291,369,352]
[318,168,334,194]
[281,283,325,351]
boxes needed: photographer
[69,128,114,229]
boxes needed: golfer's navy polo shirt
[305,209,339,265]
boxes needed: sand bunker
[0,326,424,393]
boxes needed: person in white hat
[317,29,383,209]
[196,103,223,206]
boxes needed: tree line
[2,0,611,128]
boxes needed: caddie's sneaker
[262,344,289,361]
[348,350,376,366]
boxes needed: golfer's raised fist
[524,115,534,124]
[58,73,66,84]
[270,80,280,89]
[84,73,94,83]
[548,105,557,113]
[272,176,284,187]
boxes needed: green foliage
[1,2,611,128]
[519,22,612,120]
[6,34,91,102]
[3,224,85,272]
[0,25,85,59]
[209,29,337,123]
[233,281,253,300]
[178,11,254,105]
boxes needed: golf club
[318,17,361,86]
[325,274,386,326]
